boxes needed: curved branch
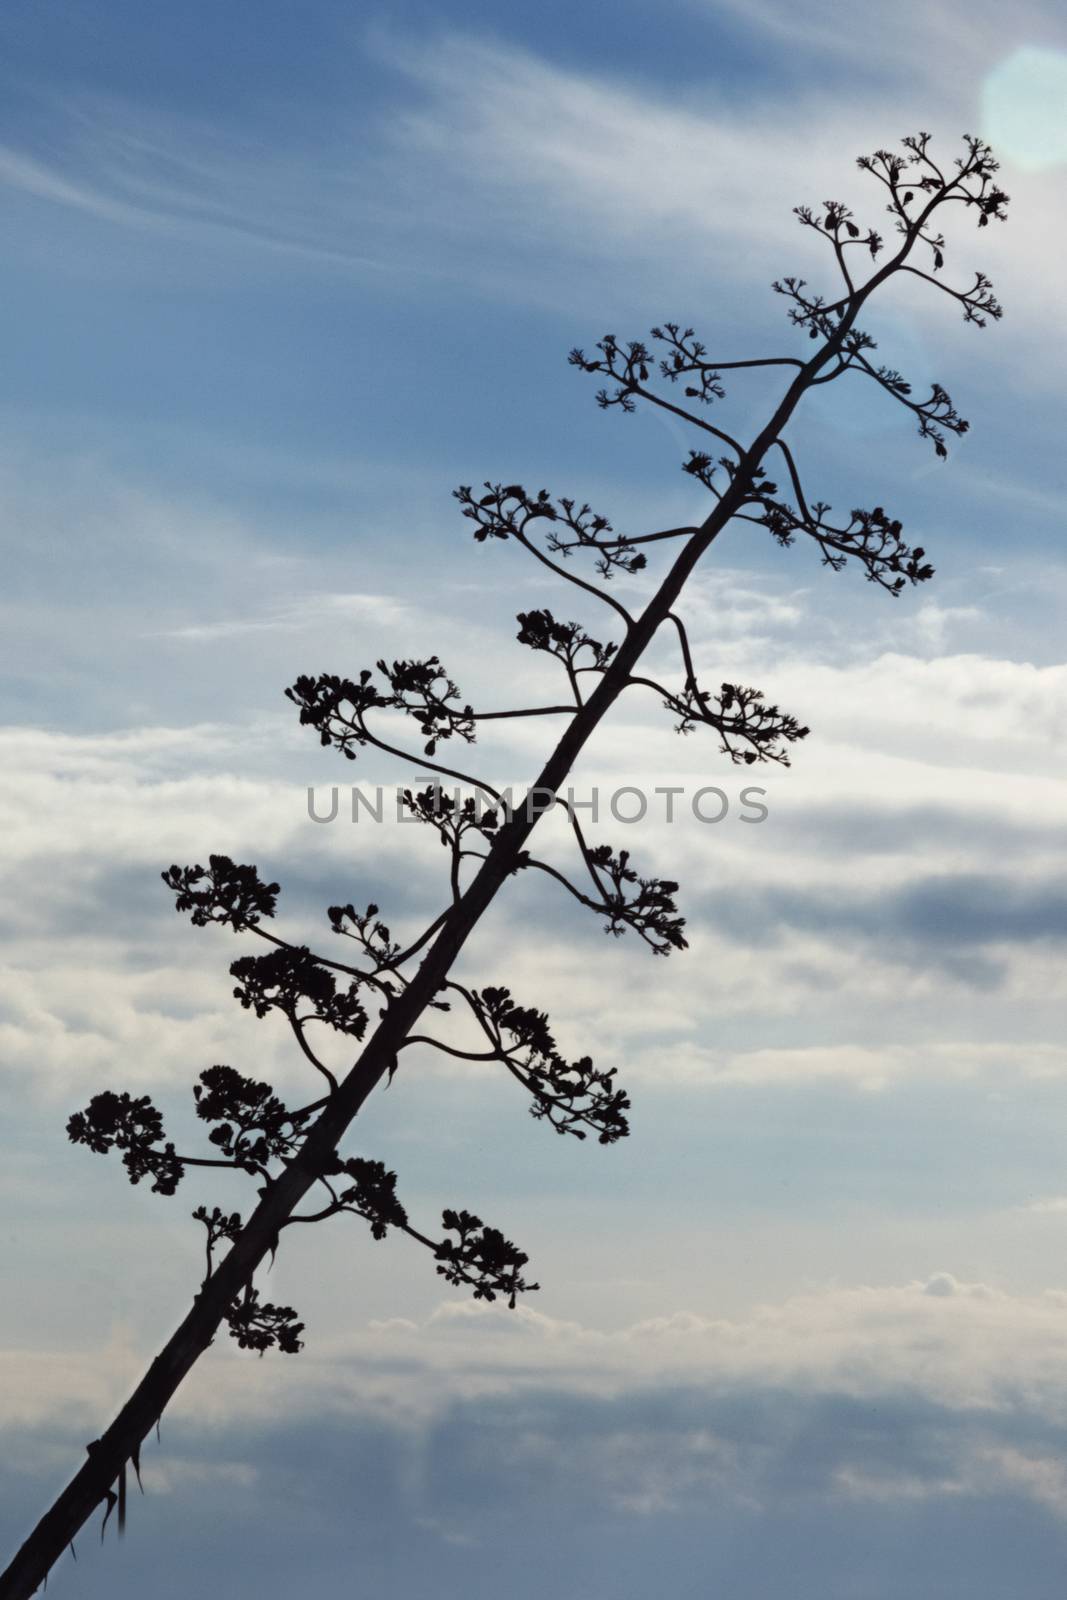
[470,704,576,720]
[619,383,745,458]
[841,347,968,455]
[508,527,634,627]
[898,263,1002,325]
[385,908,453,972]
[288,1016,339,1095]
[399,1035,501,1062]
[556,799,612,902]
[666,611,699,692]
[246,924,388,992]
[773,437,816,523]
[353,711,503,804]
[605,524,697,547]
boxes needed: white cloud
[9,1271,1067,1433]
[2,18,1057,344]
[980,1445,1067,1515]
[620,1040,1067,1091]
[4,573,1067,1103]
[159,590,415,643]
[0,143,152,228]
[0,126,387,272]
[699,0,1062,87]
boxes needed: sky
[2,1,1067,1595]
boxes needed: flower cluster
[375,656,475,756]
[286,658,474,761]
[433,1208,538,1309]
[285,671,383,758]
[194,1065,311,1167]
[223,1288,305,1355]
[399,787,499,850]
[759,498,934,593]
[192,1204,243,1280]
[455,481,646,580]
[332,1155,409,1240]
[651,322,728,405]
[587,845,687,953]
[473,985,630,1143]
[516,608,616,672]
[67,1092,184,1196]
[326,900,404,970]
[230,946,368,1038]
[162,855,279,931]
[567,334,653,414]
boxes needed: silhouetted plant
[2,130,1009,1599]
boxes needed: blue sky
[3,3,1067,1596]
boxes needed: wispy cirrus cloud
[9,1268,1067,1441]
[697,0,1065,86]
[0,127,388,271]
[0,23,1045,317]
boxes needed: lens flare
[982,47,1067,172]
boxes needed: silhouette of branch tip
[162,855,279,931]
[468,983,631,1143]
[67,1092,184,1195]
[224,1287,305,1355]
[434,1208,538,1309]
[230,946,369,1038]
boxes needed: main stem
[2,288,878,1597]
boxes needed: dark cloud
[0,842,438,960]
[6,1382,1067,1599]
[773,801,1064,859]
[708,870,1067,984]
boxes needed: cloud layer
[2,3,1066,1590]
